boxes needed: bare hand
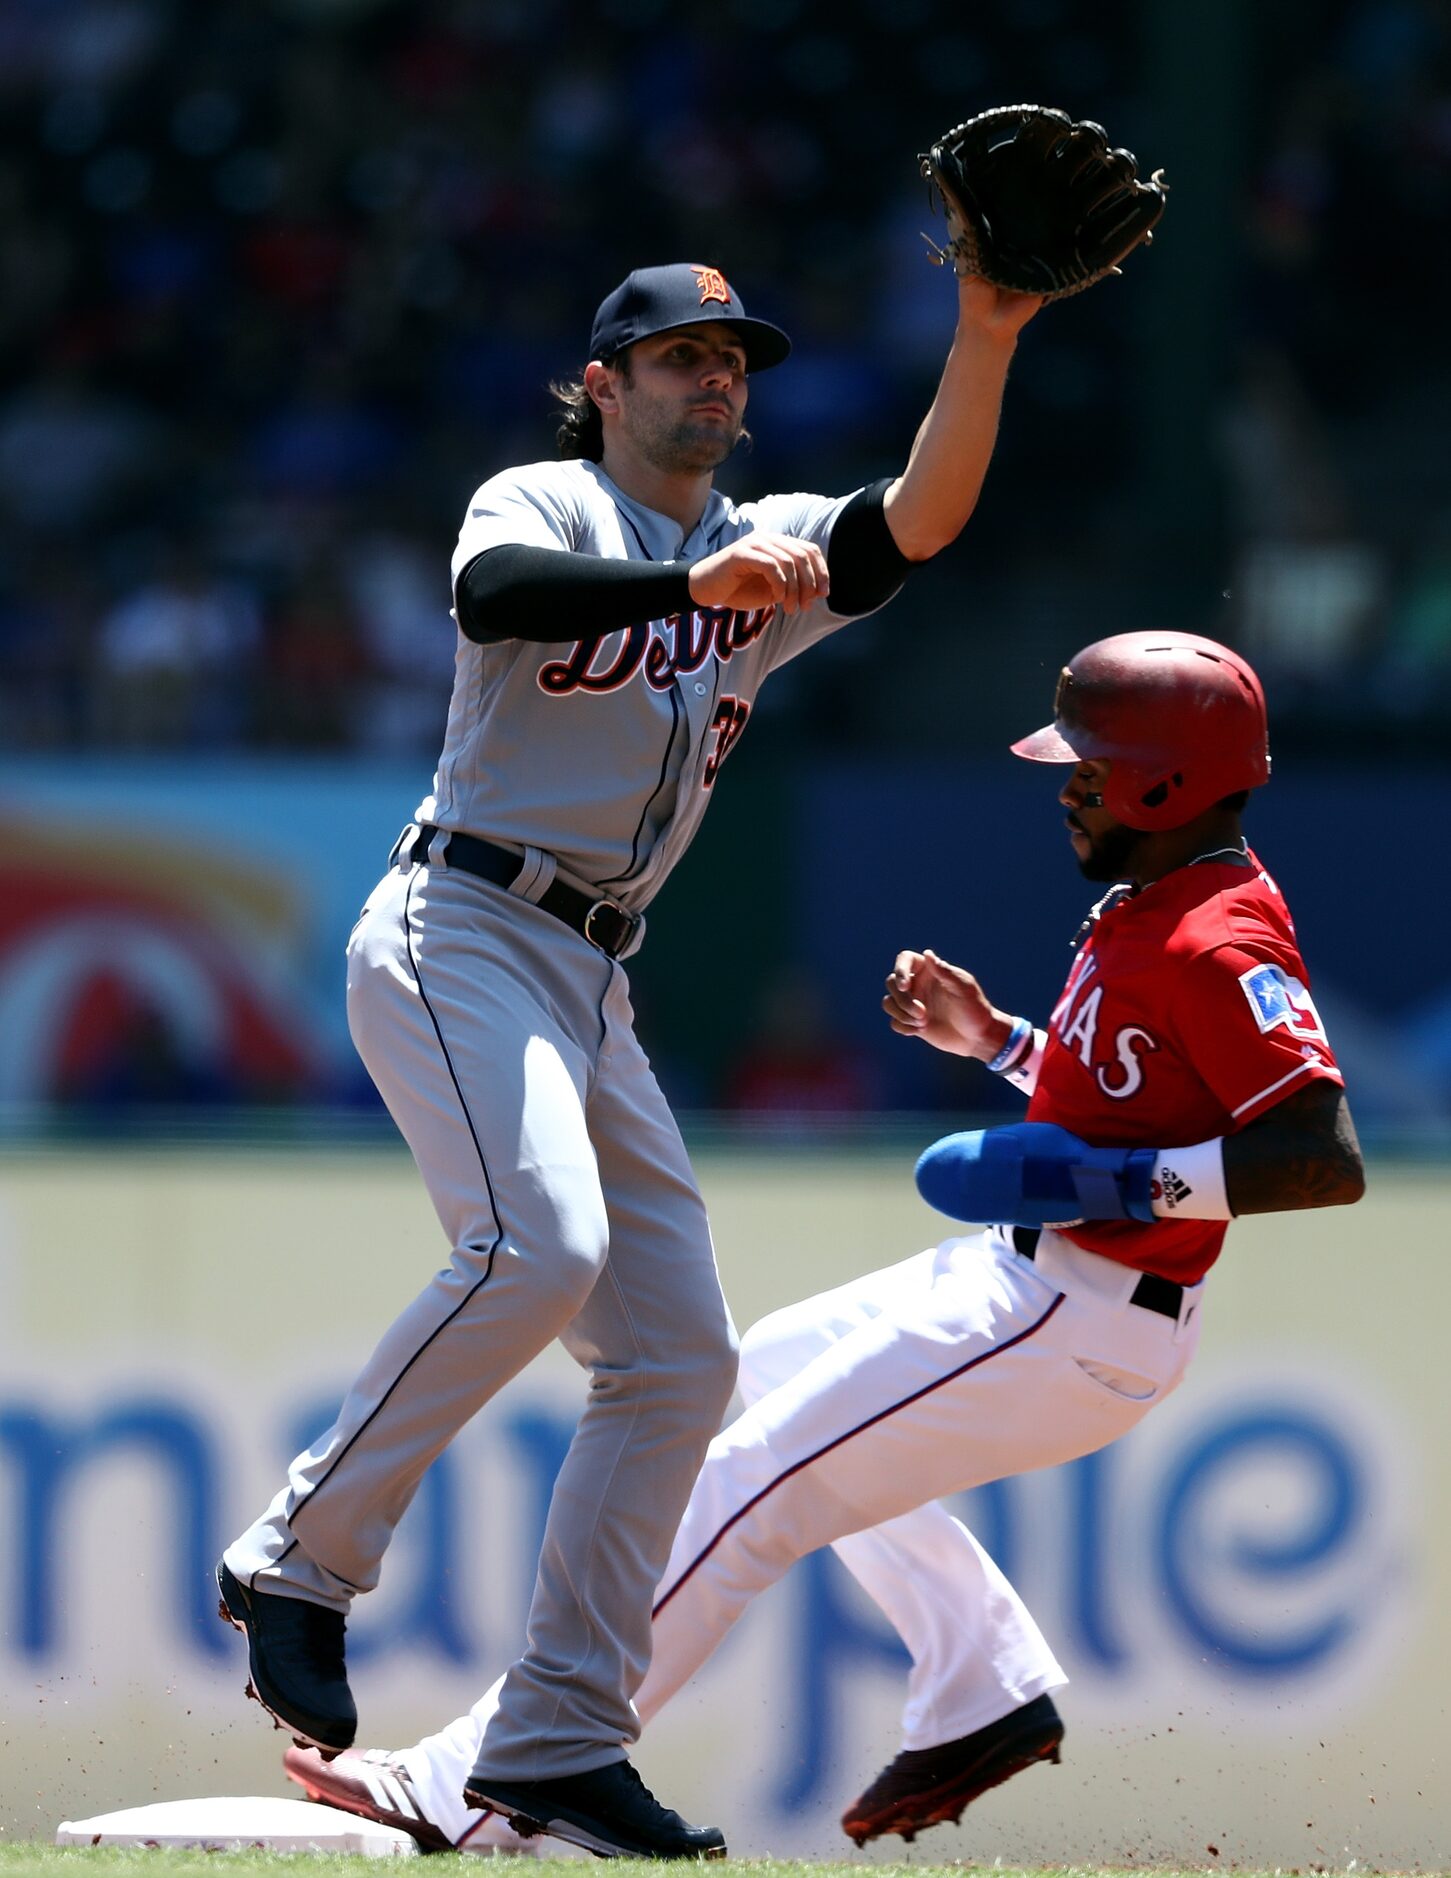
[882,948,1011,1059]
[957,275,1044,341]
[688,533,830,615]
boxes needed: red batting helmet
[1011,631,1270,831]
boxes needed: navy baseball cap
[589,264,792,372]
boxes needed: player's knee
[648,1316,739,1425]
[533,1238,611,1317]
[443,1238,604,1340]
[499,1177,612,1306]
[457,1206,608,1320]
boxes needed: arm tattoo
[1224,1083,1366,1215]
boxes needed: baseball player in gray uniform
[217,260,1041,1859]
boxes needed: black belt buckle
[583,898,636,959]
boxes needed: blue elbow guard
[915,1121,1157,1227]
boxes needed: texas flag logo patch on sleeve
[1238,962,1328,1043]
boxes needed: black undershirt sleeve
[824,477,916,617]
[458,477,913,643]
[456,545,696,644]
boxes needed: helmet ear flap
[1106,762,1205,830]
[1133,771,1183,815]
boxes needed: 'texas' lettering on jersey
[1049,952,1162,1101]
[536,606,777,696]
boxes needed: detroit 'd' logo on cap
[692,266,731,306]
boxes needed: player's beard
[1073,818,1142,883]
[624,397,745,475]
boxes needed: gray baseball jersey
[418,458,864,913]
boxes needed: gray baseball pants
[223,848,739,1779]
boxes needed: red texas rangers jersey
[1027,849,1342,1285]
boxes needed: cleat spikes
[215,1561,355,1755]
[840,1692,1064,1847]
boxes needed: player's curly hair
[551,351,628,461]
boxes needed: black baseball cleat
[462,1758,727,1860]
[216,1560,357,1757]
[840,1691,1064,1846]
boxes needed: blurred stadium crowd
[1,0,1447,761]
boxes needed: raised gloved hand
[919,104,1167,300]
[914,1121,1157,1227]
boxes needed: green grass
[0,1858,1444,1878]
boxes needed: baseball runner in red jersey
[280,632,1363,1854]
[215,260,1043,1860]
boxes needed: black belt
[405,827,640,960]
[1011,1225,1184,1320]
